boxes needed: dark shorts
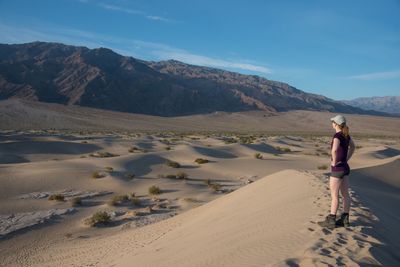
[331,169,350,179]
[331,162,350,179]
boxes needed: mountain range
[0,41,388,116]
[342,96,400,115]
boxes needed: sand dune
[349,159,400,266]
[0,131,399,266]
[115,170,320,267]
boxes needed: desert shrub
[254,153,263,159]
[86,211,111,227]
[108,194,129,206]
[165,174,177,179]
[176,171,188,180]
[90,151,119,158]
[209,183,221,192]
[92,171,105,179]
[224,138,237,144]
[104,167,113,172]
[166,160,180,168]
[148,185,162,195]
[275,146,291,153]
[318,164,328,170]
[125,172,135,179]
[48,194,65,201]
[131,197,141,206]
[128,146,140,153]
[238,135,256,144]
[64,233,73,238]
[165,146,172,150]
[71,197,82,206]
[195,158,209,164]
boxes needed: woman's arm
[331,138,340,166]
[347,138,355,161]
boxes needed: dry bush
[166,160,181,168]
[86,211,111,227]
[71,197,82,207]
[48,194,64,201]
[108,194,129,206]
[195,158,209,164]
[148,185,162,195]
[92,171,105,179]
[318,164,328,170]
[254,153,263,159]
[176,171,188,180]
[90,152,119,158]
[104,167,113,172]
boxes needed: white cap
[330,114,346,125]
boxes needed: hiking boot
[317,214,336,229]
[336,213,350,227]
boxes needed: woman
[318,115,355,229]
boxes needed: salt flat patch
[0,208,75,238]
[17,189,112,200]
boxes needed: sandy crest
[114,170,320,267]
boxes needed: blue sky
[0,0,399,100]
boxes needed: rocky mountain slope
[0,42,385,116]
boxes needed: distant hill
[0,41,387,116]
[342,96,400,115]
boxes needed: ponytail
[340,124,350,139]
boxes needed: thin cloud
[154,50,272,74]
[348,70,400,81]
[146,15,172,22]
[98,3,144,15]
[98,3,174,23]
[104,39,272,74]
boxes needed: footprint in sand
[284,258,300,267]
[322,228,332,235]
[333,241,343,247]
[320,248,332,255]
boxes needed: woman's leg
[330,176,342,215]
[340,175,350,213]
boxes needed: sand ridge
[0,132,399,266]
